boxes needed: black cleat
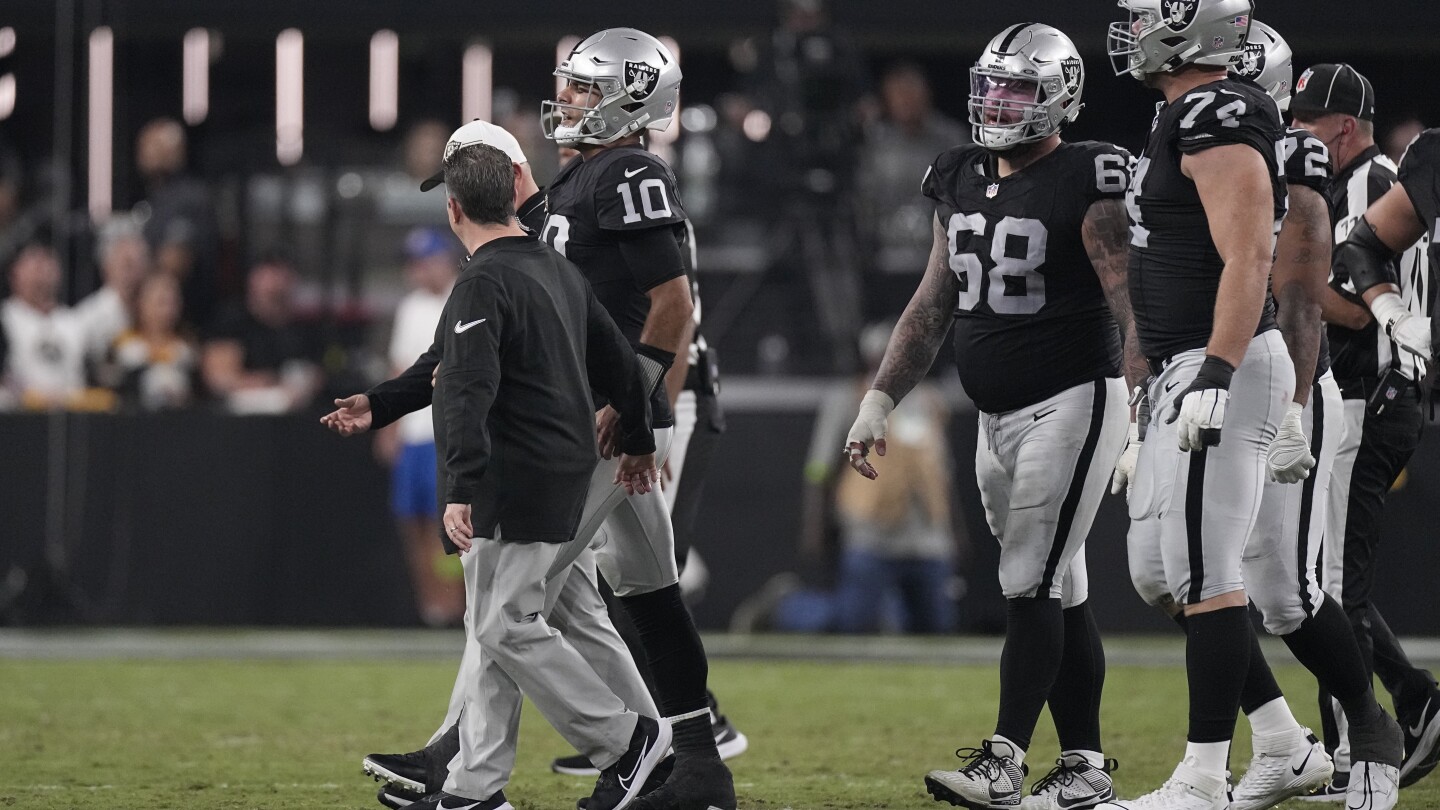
[554,710,746,776]
[393,790,512,810]
[378,785,422,809]
[586,716,673,810]
[1400,692,1440,788]
[364,723,460,795]
[626,754,736,810]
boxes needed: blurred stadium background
[0,0,1437,641]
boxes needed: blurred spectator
[132,117,220,329]
[857,63,967,276]
[1384,117,1426,164]
[112,273,196,411]
[402,120,451,189]
[739,0,873,372]
[0,243,89,409]
[75,215,151,364]
[733,322,964,633]
[201,249,321,413]
[376,227,464,627]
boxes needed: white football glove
[1111,420,1141,499]
[1370,291,1433,361]
[1267,401,1315,483]
[1167,357,1234,452]
[845,389,895,479]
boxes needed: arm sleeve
[585,289,655,456]
[365,341,440,430]
[615,226,687,293]
[438,278,507,503]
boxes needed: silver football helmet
[969,23,1086,151]
[1108,0,1253,79]
[1231,20,1292,111]
[541,28,681,147]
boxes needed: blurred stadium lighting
[183,28,209,125]
[276,28,304,166]
[369,29,398,132]
[462,42,492,125]
[87,26,113,223]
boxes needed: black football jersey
[541,146,691,427]
[1126,78,1286,359]
[1281,126,1333,381]
[921,140,1129,413]
[1398,128,1440,302]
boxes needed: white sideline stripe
[3,629,1439,666]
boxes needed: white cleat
[1346,761,1399,810]
[1107,759,1228,810]
[1231,729,1333,810]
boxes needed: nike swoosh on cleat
[1409,698,1433,737]
[1292,748,1315,776]
[454,319,487,334]
[438,799,482,810]
[624,166,649,178]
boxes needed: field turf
[3,645,1438,809]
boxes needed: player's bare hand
[432,362,441,389]
[614,453,659,495]
[320,393,373,436]
[595,405,621,459]
[844,389,895,479]
[444,503,474,552]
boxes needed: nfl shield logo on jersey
[986,183,1000,199]
[624,60,660,101]
[1163,0,1199,31]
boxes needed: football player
[536,28,734,810]
[1122,22,1404,810]
[844,23,1141,810]
[1317,122,1440,791]
[1289,62,1440,795]
[1105,1,1303,807]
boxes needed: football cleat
[1109,759,1228,810]
[925,739,1027,808]
[1230,729,1333,810]
[1346,761,1398,810]
[1020,753,1117,810]
[378,785,422,809]
[1399,692,1440,787]
[364,723,459,795]
[392,790,513,810]
[1293,772,1346,802]
[624,754,735,810]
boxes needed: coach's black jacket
[369,234,652,545]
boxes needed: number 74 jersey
[541,145,689,346]
[921,140,1131,413]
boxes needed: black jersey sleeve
[1173,87,1280,157]
[1082,141,1135,203]
[920,145,977,206]
[594,153,687,232]
[1398,129,1440,219]
[1282,128,1331,194]
[517,189,547,235]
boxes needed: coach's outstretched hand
[1166,356,1234,452]
[320,394,373,436]
[845,389,895,480]
[615,452,659,495]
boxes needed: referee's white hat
[420,119,529,191]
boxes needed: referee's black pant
[1320,383,1438,760]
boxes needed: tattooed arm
[871,213,960,402]
[1271,184,1331,406]
[1082,197,1148,390]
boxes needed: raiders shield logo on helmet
[624,60,660,101]
[1060,57,1082,93]
[1163,0,1199,31]
[1237,42,1266,79]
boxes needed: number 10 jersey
[921,140,1131,413]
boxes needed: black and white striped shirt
[1326,145,1432,383]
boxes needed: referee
[428,140,671,810]
[1291,63,1440,791]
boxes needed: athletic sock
[995,596,1064,752]
[1062,749,1106,770]
[668,707,717,757]
[1246,698,1305,749]
[1185,606,1250,745]
[1049,601,1105,754]
[1184,741,1231,776]
[1239,623,1285,715]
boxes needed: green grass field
[3,650,1438,809]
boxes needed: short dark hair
[443,144,515,226]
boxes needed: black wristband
[636,343,675,398]
[1196,356,1236,390]
[636,342,677,368]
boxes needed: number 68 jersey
[921,140,1131,414]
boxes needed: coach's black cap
[1291,63,1375,121]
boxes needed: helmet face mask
[1108,0,1254,80]
[968,23,1085,151]
[541,28,681,147]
